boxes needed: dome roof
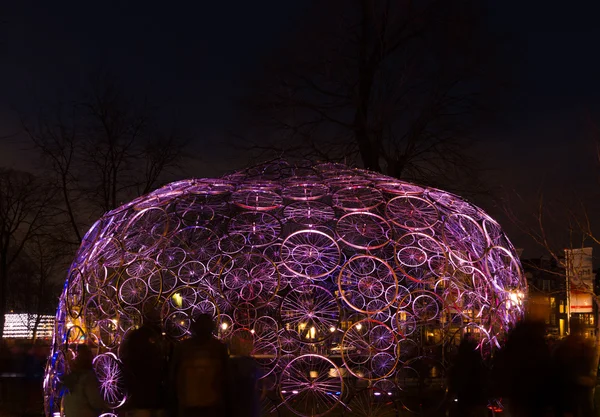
[44,161,526,416]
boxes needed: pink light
[45,161,526,416]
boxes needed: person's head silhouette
[190,314,215,342]
[72,344,94,371]
[569,316,585,337]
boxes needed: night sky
[1,1,600,258]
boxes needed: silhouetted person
[447,336,488,417]
[494,316,552,417]
[9,345,26,412]
[227,333,262,417]
[120,323,168,415]
[169,314,228,417]
[62,344,106,417]
[24,345,45,413]
[552,318,595,417]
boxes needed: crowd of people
[0,343,47,415]
[62,314,261,417]
[60,311,599,417]
[447,315,598,417]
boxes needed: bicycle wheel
[218,233,246,254]
[442,213,487,264]
[173,226,219,261]
[234,302,258,327]
[333,186,384,212]
[93,352,127,409]
[219,253,279,308]
[121,207,169,255]
[395,233,448,285]
[342,386,398,417]
[484,246,523,291]
[338,256,398,314]
[177,260,207,285]
[336,212,392,250]
[283,201,336,226]
[231,189,283,211]
[280,284,340,343]
[66,269,85,319]
[66,325,86,345]
[385,196,439,231]
[147,268,178,296]
[118,277,148,307]
[163,311,191,340]
[282,183,329,201]
[124,258,157,279]
[228,212,281,247]
[156,246,187,269]
[410,291,443,322]
[253,316,279,343]
[341,319,398,381]
[168,286,198,311]
[280,354,343,417]
[426,189,478,217]
[281,230,341,279]
[97,319,120,349]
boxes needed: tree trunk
[591,297,600,402]
[354,0,381,173]
[354,112,380,172]
[62,172,82,243]
[0,257,8,340]
[31,314,42,345]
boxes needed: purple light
[44,161,526,417]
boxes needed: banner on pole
[565,248,593,313]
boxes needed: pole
[565,250,571,335]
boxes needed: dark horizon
[1,1,600,260]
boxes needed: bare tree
[139,130,187,195]
[23,75,188,245]
[502,174,600,398]
[7,233,66,343]
[0,168,53,339]
[81,79,149,212]
[22,105,84,245]
[240,0,498,191]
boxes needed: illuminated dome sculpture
[44,161,526,416]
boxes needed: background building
[522,256,568,338]
[522,249,597,339]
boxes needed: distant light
[356,323,363,330]
[3,314,54,339]
[329,326,336,332]
[374,392,381,396]
[221,322,228,330]
[172,292,183,308]
[292,390,299,394]
[250,329,255,334]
